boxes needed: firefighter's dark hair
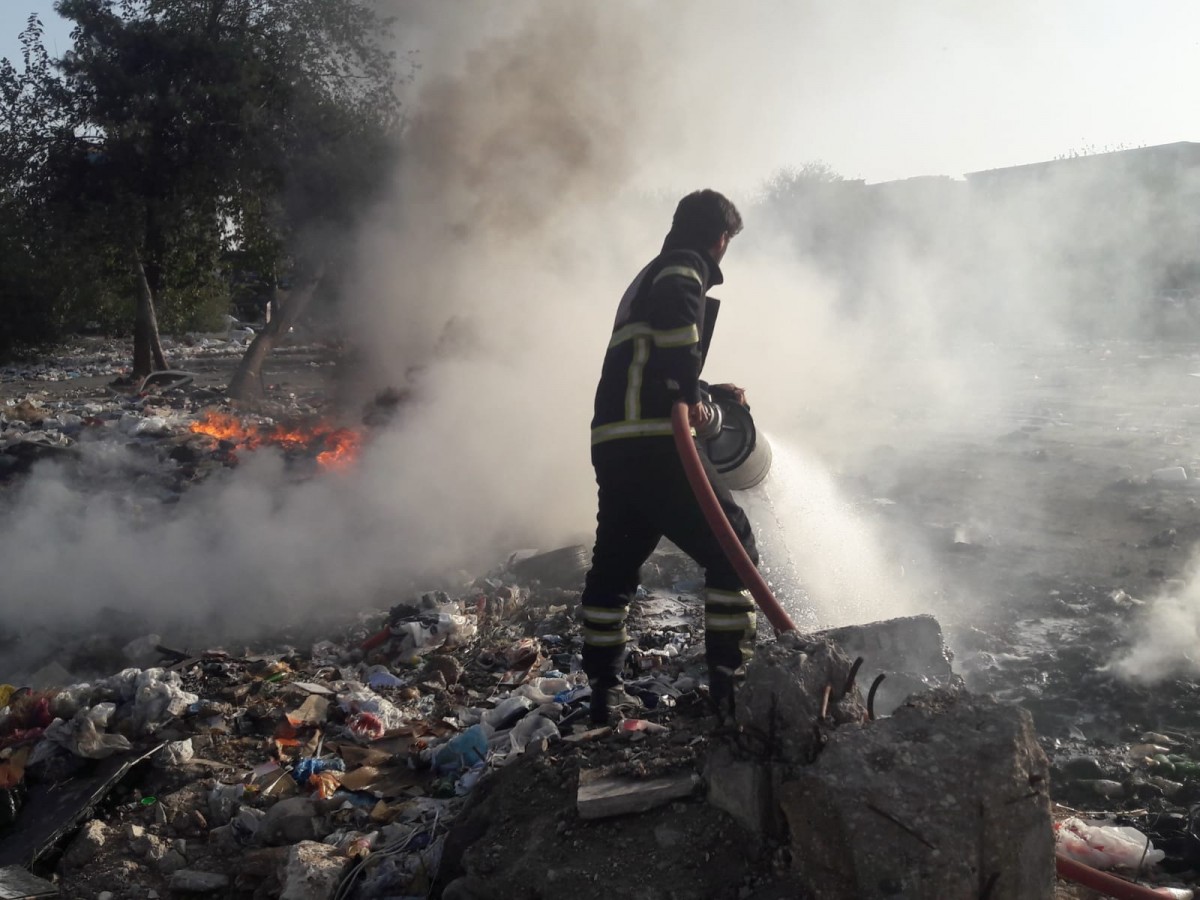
[671,189,743,247]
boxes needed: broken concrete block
[705,742,772,833]
[278,840,345,900]
[779,687,1052,900]
[576,770,698,820]
[817,615,956,717]
[736,641,866,768]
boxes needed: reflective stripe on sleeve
[608,322,700,350]
[625,335,650,420]
[591,419,682,445]
[652,265,703,288]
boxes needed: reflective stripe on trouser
[705,587,756,673]
[581,604,629,648]
[580,599,632,681]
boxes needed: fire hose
[670,399,797,635]
[1054,853,1188,899]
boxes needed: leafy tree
[1,0,404,377]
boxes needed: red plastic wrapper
[348,712,385,741]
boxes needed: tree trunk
[132,249,169,379]
[227,270,323,402]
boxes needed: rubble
[779,687,1052,899]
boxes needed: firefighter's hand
[688,401,714,430]
[711,383,747,407]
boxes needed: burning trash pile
[1,389,365,490]
[188,412,361,471]
[1,331,351,490]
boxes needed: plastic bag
[1056,817,1166,869]
[338,689,406,732]
[509,714,559,752]
[514,678,571,705]
[41,712,133,759]
[153,739,194,768]
[432,725,490,776]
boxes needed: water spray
[671,398,797,634]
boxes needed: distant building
[964,141,1200,192]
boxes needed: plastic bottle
[482,696,535,730]
[509,714,560,752]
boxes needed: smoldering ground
[2,1,1198,680]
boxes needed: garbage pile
[1,355,358,491]
[0,546,745,899]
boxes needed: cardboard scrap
[576,770,699,820]
[0,743,164,868]
[287,694,329,726]
[0,866,57,899]
[289,682,335,696]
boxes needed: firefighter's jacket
[590,235,723,464]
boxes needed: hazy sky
[2,0,1198,185]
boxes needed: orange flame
[190,411,362,471]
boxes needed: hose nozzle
[694,401,723,441]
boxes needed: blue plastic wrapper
[553,685,591,705]
[432,724,489,776]
[292,756,347,783]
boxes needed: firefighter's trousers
[580,444,759,693]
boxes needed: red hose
[671,400,797,634]
[1055,854,1185,899]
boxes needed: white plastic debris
[509,713,559,753]
[513,678,572,705]
[1056,817,1165,869]
[337,688,407,731]
[153,739,196,768]
[133,416,171,436]
[129,668,200,733]
[37,711,133,760]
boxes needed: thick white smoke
[1,1,1196,680]
[1115,553,1200,683]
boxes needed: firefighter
[582,189,759,724]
